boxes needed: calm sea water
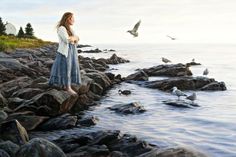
[80,43,236,157]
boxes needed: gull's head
[172,86,178,91]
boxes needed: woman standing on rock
[48,12,81,95]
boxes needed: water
[80,43,236,157]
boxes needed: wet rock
[186,62,201,67]
[0,76,33,98]
[69,144,110,157]
[14,89,78,117]
[77,116,99,127]
[162,99,199,108]
[126,70,149,81]
[90,82,104,95]
[83,48,102,53]
[7,97,26,110]
[16,138,66,157]
[0,110,8,122]
[137,147,208,157]
[38,113,77,131]
[105,54,130,64]
[143,76,226,91]
[0,149,10,157]
[6,111,49,131]
[11,88,44,100]
[0,119,29,145]
[77,44,92,48]
[0,93,8,108]
[86,72,112,89]
[142,63,192,77]
[201,81,227,91]
[108,102,146,115]
[0,141,20,157]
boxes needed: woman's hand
[69,36,79,44]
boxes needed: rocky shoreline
[0,43,213,156]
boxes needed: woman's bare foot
[66,86,77,95]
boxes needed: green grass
[0,35,53,52]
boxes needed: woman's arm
[57,26,70,44]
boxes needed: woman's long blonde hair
[57,12,73,36]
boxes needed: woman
[48,12,81,95]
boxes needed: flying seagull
[186,93,197,104]
[162,57,171,64]
[127,20,141,37]
[203,68,209,76]
[172,87,187,100]
[192,58,195,62]
[166,35,176,40]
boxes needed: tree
[25,23,34,38]
[17,27,25,38]
[0,17,6,35]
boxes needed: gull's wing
[132,20,141,32]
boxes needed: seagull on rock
[203,68,209,76]
[186,93,197,104]
[162,57,171,64]
[127,20,141,37]
[172,87,187,100]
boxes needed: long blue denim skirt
[48,43,82,87]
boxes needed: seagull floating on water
[172,87,187,100]
[118,90,131,95]
[166,35,176,40]
[162,57,171,64]
[186,93,197,103]
[127,20,141,37]
[203,68,209,76]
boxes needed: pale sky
[0,0,236,44]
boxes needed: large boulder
[0,141,20,157]
[6,111,49,131]
[85,71,112,90]
[38,114,77,131]
[14,89,78,116]
[16,138,66,157]
[0,120,29,145]
[143,76,226,91]
[105,54,130,64]
[126,70,149,81]
[142,64,192,77]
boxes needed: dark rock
[0,110,8,122]
[162,99,199,108]
[11,88,44,100]
[83,48,102,53]
[108,102,146,115]
[90,82,104,95]
[38,113,77,131]
[0,141,20,157]
[137,147,208,157]
[16,138,66,157]
[0,93,8,108]
[77,116,99,127]
[6,111,49,131]
[0,149,10,157]
[86,72,112,89]
[0,119,29,145]
[77,44,92,48]
[70,144,110,157]
[125,70,149,81]
[186,62,201,67]
[143,76,226,91]
[7,97,26,110]
[14,89,78,117]
[105,54,130,64]
[0,76,33,98]
[142,63,192,77]
[201,81,227,91]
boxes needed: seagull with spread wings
[127,20,141,37]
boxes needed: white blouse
[57,26,79,58]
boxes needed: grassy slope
[0,35,53,51]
